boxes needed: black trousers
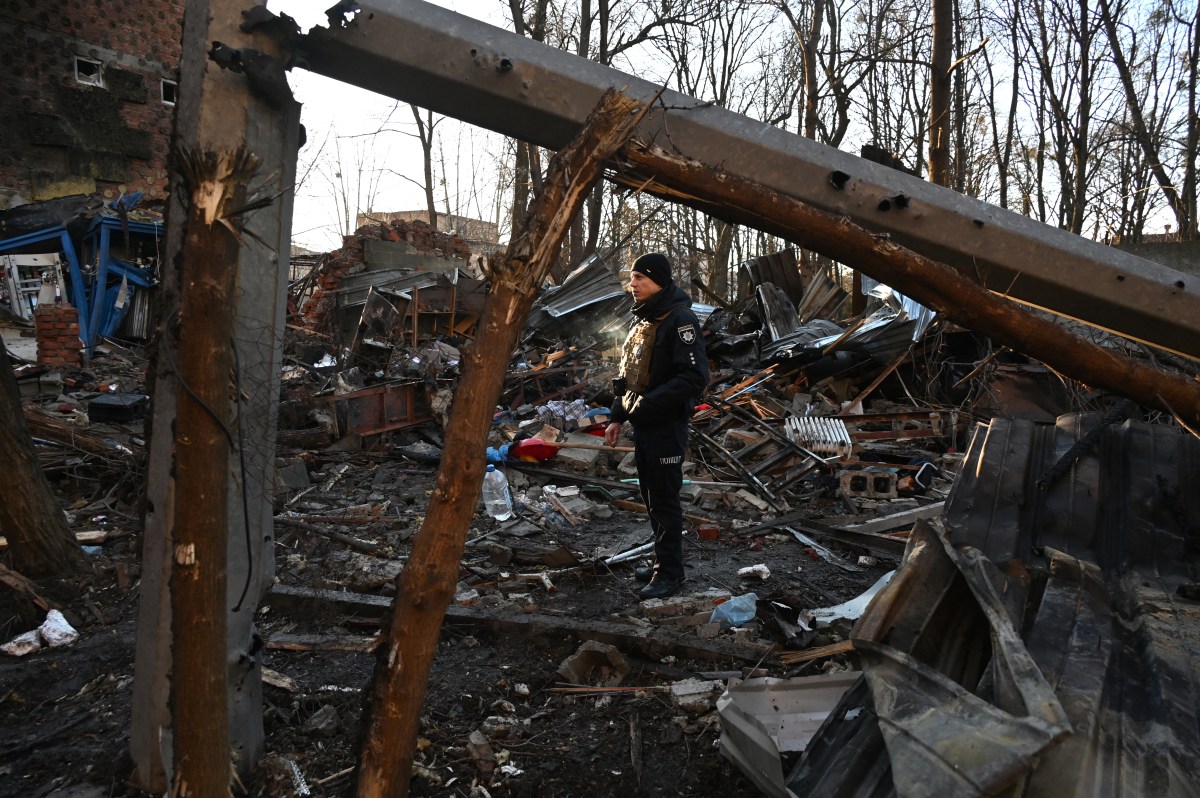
[632,418,688,580]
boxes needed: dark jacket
[611,284,709,425]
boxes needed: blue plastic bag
[710,593,758,629]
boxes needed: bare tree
[929,0,953,184]
[1097,0,1197,239]
[410,104,440,231]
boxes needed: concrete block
[839,470,898,499]
[669,678,725,714]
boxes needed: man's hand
[604,422,623,447]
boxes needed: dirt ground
[0,359,937,798]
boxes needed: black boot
[638,572,685,600]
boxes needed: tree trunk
[0,339,89,579]
[412,105,439,233]
[169,146,259,797]
[353,89,647,798]
[509,140,531,241]
[711,218,733,299]
[612,144,1200,427]
[928,0,952,186]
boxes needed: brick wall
[34,303,83,367]
[0,0,184,209]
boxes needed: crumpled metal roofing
[785,413,1200,797]
[761,305,918,365]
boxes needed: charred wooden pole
[612,145,1200,427]
[130,0,300,791]
[354,89,647,798]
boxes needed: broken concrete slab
[556,640,630,687]
[669,678,726,714]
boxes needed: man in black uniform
[605,252,710,600]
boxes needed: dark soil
[0,426,915,798]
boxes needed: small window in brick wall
[161,79,177,105]
[75,56,103,87]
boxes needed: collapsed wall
[298,217,471,333]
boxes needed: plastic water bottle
[482,465,513,521]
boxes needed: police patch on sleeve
[677,324,697,345]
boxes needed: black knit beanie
[631,252,673,288]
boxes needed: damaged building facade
[0,0,182,209]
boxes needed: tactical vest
[619,315,665,395]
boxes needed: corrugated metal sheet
[538,253,626,317]
[761,307,916,365]
[117,284,155,339]
[786,415,1200,797]
[525,254,712,338]
[738,249,805,304]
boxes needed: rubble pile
[297,218,473,335]
[4,234,1198,797]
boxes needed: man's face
[629,271,663,303]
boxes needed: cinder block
[839,469,898,499]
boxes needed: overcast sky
[281,0,511,252]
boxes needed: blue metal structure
[0,214,160,355]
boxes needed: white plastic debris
[737,564,771,581]
[39,609,79,647]
[1,629,42,657]
[804,571,895,626]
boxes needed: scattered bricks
[695,622,722,639]
[668,678,725,714]
[658,610,717,629]
[839,469,899,499]
[641,588,732,619]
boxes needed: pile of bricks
[299,219,471,332]
[34,303,83,367]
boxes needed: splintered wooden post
[170,146,259,797]
[354,89,647,798]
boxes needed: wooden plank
[832,502,945,536]
[612,498,718,527]
[0,530,107,550]
[777,639,855,665]
[266,633,380,653]
[267,583,778,665]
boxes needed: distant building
[0,2,183,209]
[357,210,503,255]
